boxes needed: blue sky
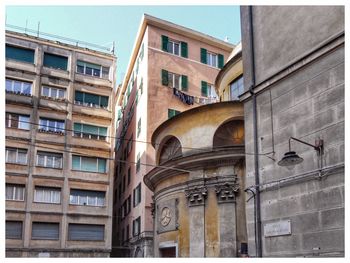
[5,5,241,84]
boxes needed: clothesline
[172,87,218,106]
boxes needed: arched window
[158,136,182,164]
[213,120,244,148]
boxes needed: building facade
[112,14,234,257]
[240,6,344,257]
[5,31,117,257]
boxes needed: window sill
[43,66,69,72]
[6,90,32,97]
[69,203,106,208]
[6,199,25,202]
[73,101,110,111]
[6,127,30,131]
[6,58,35,65]
[40,96,67,103]
[35,165,63,170]
[33,201,61,205]
[71,169,107,174]
[6,162,28,166]
[72,135,107,142]
[75,72,111,82]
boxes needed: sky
[5,5,241,85]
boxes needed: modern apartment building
[5,30,117,257]
[112,14,234,257]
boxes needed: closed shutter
[168,109,174,119]
[201,81,208,96]
[99,127,107,137]
[75,91,84,102]
[6,45,34,63]
[72,155,81,170]
[68,224,104,241]
[83,124,99,136]
[161,35,168,51]
[218,54,224,69]
[200,48,207,64]
[100,96,109,107]
[180,42,188,58]
[73,123,81,132]
[6,221,22,239]
[43,53,68,70]
[84,93,99,105]
[161,69,169,86]
[98,158,107,173]
[32,222,59,240]
[181,75,188,91]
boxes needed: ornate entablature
[185,186,208,206]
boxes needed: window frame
[6,112,30,130]
[73,123,108,141]
[41,85,66,100]
[39,118,65,133]
[74,91,109,109]
[167,39,180,56]
[6,147,28,165]
[229,75,244,101]
[5,78,32,96]
[207,51,218,68]
[76,60,109,79]
[36,151,63,169]
[33,186,61,204]
[69,189,106,207]
[72,155,107,173]
[6,184,25,201]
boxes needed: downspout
[248,6,262,257]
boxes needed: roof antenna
[224,36,229,42]
[37,21,40,37]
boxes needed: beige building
[112,14,234,257]
[5,30,116,257]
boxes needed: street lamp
[278,137,324,169]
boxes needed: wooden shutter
[161,69,169,86]
[32,222,59,240]
[201,81,208,96]
[6,221,22,239]
[200,48,207,64]
[181,42,188,58]
[218,54,224,69]
[161,35,168,51]
[68,224,104,241]
[181,75,188,91]
[168,109,174,119]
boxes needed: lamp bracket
[289,137,323,156]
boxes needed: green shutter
[181,42,188,58]
[75,91,84,102]
[181,75,188,91]
[72,155,80,170]
[161,35,168,51]
[83,124,99,135]
[168,109,173,119]
[98,158,106,173]
[136,91,139,105]
[117,109,122,120]
[200,48,207,64]
[201,81,208,97]
[161,69,169,86]
[73,123,81,132]
[84,62,101,70]
[85,93,99,105]
[100,96,109,107]
[218,54,224,69]
[99,127,107,136]
[43,53,68,70]
[6,45,35,63]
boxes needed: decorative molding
[185,186,208,206]
[156,199,178,234]
[215,179,240,203]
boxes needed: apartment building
[112,14,234,257]
[5,30,116,257]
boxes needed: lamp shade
[278,151,304,167]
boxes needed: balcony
[72,101,112,119]
[39,96,68,112]
[6,59,36,73]
[41,67,70,80]
[36,129,65,144]
[6,90,33,106]
[75,72,112,87]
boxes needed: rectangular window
[6,45,34,63]
[168,72,180,89]
[133,217,141,236]
[68,224,104,241]
[32,222,59,240]
[200,48,224,68]
[136,153,141,173]
[34,186,61,204]
[127,167,131,185]
[6,221,23,239]
[207,51,217,68]
[72,155,107,173]
[69,189,105,207]
[122,175,126,193]
[126,225,130,241]
[73,123,107,141]
[39,118,65,133]
[6,147,28,165]
[127,195,131,214]
[161,35,187,58]
[6,78,32,95]
[137,118,141,138]
[167,39,180,55]
[36,151,63,169]
[133,183,141,207]
[74,91,109,108]
[43,53,68,70]
[76,60,109,79]
[127,135,133,154]
[41,86,65,100]
[168,109,181,119]
[6,184,25,201]
[6,112,30,130]
[229,75,244,101]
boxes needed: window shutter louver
[32,222,59,240]
[161,35,168,51]
[161,69,169,86]
[200,48,207,64]
[68,224,104,241]
[218,54,224,69]
[43,53,68,70]
[6,221,22,239]
[201,81,208,97]
[6,45,35,63]
[181,42,188,58]
[181,75,188,91]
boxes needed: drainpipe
[247,6,262,257]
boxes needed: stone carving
[185,186,208,206]
[157,198,178,234]
[215,181,239,203]
[160,207,172,227]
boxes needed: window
[133,217,141,236]
[69,189,105,206]
[161,70,188,91]
[68,224,104,241]
[161,35,188,58]
[6,147,27,165]
[76,60,109,79]
[168,109,181,119]
[6,184,25,201]
[6,113,30,130]
[42,86,65,100]
[6,44,34,63]
[36,151,63,169]
[74,91,109,109]
[73,123,107,141]
[43,53,68,70]
[39,118,65,133]
[122,175,126,193]
[126,225,130,241]
[133,183,141,207]
[137,118,141,138]
[127,167,131,185]
[6,78,32,95]
[136,153,141,173]
[201,81,217,99]
[72,155,107,173]
[200,48,224,68]
[229,75,244,101]
[34,187,61,204]
[127,135,133,154]
[32,222,59,240]
[139,43,144,60]
[6,221,23,239]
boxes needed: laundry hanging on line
[173,88,194,105]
